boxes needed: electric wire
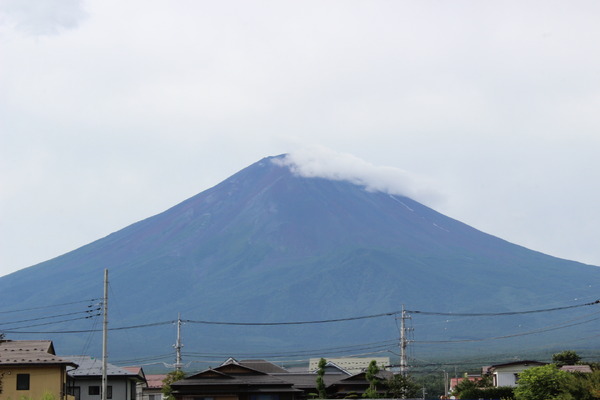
[0,298,101,314]
[1,314,101,331]
[2,299,597,334]
[0,308,101,327]
[416,310,600,344]
[183,311,398,326]
[407,299,599,317]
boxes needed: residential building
[142,374,166,400]
[172,358,394,400]
[171,362,301,400]
[484,361,546,387]
[0,339,77,400]
[123,366,148,400]
[64,355,146,400]
[448,375,482,393]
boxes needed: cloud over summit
[274,147,442,206]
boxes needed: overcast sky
[1,0,600,278]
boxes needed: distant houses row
[0,339,391,400]
[0,339,593,400]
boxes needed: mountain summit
[1,155,598,362]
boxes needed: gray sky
[1,0,600,278]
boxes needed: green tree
[363,360,380,398]
[552,350,582,367]
[385,374,420,399]
[316,357,327,399]
[162,369,186,400]
[514,364,571,400]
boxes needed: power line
[416,310,600,344]
[0,299,101,314]
[1,314,101,331]
[408,299,600,317]
[184,311,398,326]
[3,299,598,334]
[2,320,175,334]
[0,308,101,327]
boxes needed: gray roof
[560,365,593,373]
[0,340,77,367]
[65,355,144,379]
[272,373,345,389]
[238,359,289,374]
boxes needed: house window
[88,386,111,397]
[16,374,30,390]
[514,373,520,383]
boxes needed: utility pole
[102,269,108,400]
[174,313,183,371]
[399,305,412,377]
[443,370,449,398]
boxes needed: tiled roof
[238,359,290,374]
[0,340,77,367]
[272,373,344,388]
[146,374,167,388]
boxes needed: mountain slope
[0,155,598,363]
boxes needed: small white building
[64,355,146,400]
[484,360,546,387]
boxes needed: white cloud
[274,146,443,206]
[0,0,87,36]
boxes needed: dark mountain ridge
[1,155,598,365]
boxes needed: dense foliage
[451,374,514,399]
[385,374,421,399]
[552,350,582,367]
[513,363,600,400]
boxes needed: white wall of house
[73,379,135,400]
[493,364,536,387]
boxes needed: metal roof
[64,355,144,379]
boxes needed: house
[171,362,302,400]
[0,339,78,400]
[273,360,351,398]
[142,374,167,400]
[64,355,146,400]
[326,369,393,399]
[448,375,482,393]
[123,366,148,400]
[172,358,394,400]
[483,360,546,387]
